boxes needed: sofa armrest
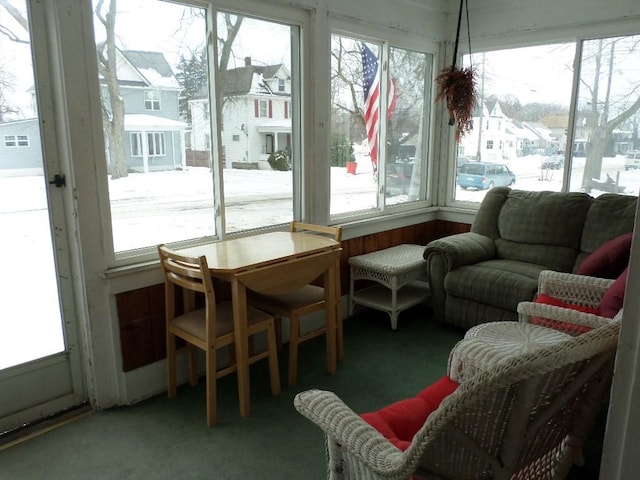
[424,233,495,320]
[424,232,495,270]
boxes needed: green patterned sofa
[424,187,637,330]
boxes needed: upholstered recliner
[423,187,636,330]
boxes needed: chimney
[244,56,251,66]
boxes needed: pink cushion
[361,376,459,451]
[531,293,598,334]
[598,268,628,318]
[577,232,633,279]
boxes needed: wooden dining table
[178,231,342,418]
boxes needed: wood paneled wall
[116,220,470,371]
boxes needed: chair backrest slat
[290,221,342,242]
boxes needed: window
[454,38,639,204]
[454,43,576,203]
[147,132,165,156]
[130,132,143,156]
[568,34,640,196]
[329,34,432,217]
[258,100,268,118]
[144,90,161,110]
[92,0,299,257]
[3,135,29,147]
[278,78,285,92]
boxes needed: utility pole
[476,52,485,161]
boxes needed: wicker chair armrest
[518,301,614,333]
[294,389,404,473]
[537,270,615,307]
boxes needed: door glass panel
[0,0,64,369]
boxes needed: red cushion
[598,268,628,318]
[361,376,459,451]
[577,232,633,279]
[531,293,598,334]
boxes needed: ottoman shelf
[348,244,430,330]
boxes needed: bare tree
[95,0,127,179]
[0,0,28,44]
[580,37,640,189]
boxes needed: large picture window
[455,36,640,204]
[454,43,576,204]
[92,0,299,257]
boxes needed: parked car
[456,161,516,190]
[386,161,413,195]
[542,154,564,170]
[624,151,640,170]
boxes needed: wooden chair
[248,221,343,385]
[157,244,280,427]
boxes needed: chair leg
[167,333,177,399]
[188,344,198,386]
[205,347,217,427]
[336,301,344,363]
[274,315,284,350]
[288,314,301,386]
[266,319,281,395]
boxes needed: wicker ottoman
[348,244,430,330]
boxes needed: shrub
[331,134,353,167]
[268,150,291,171]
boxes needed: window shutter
[254,99,259,117]
[284,101,289,119]
[268,100,272,118]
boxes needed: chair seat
[251,285,325,311]
[172,302,274,339]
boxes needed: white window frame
[130,132,143,157]
[328,22,437,224]
[147,132,165,156]
[144,89,161,111]
[258,99,268,117]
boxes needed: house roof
[98,47,179,90]
[219,64,288,96]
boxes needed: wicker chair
[295,306,620,479]
[517,269,619,335]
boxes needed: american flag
[361,43,397,174]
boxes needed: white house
[189,58,292,169]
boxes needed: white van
[624,151,640,170]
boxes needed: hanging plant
[435,0,477,142]
[435,65,477,141]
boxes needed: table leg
[231,279,251,418]
[324,263,338,375]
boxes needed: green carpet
[0,305,603,479]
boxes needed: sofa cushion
[580,194,637,255]
[445,260,544,311]
[494,190,592,270]
[361,376,459,451]
[577,232,632,279]
[599,268,628,318]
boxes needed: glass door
[0,0,86,434]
